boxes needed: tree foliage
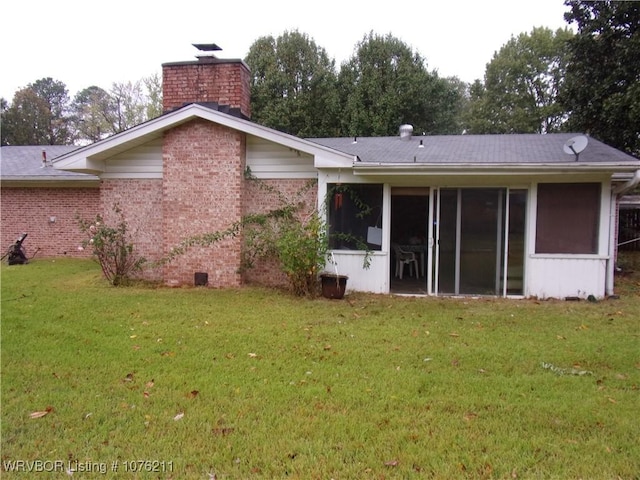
[142,73,163,121]
[4,17,639,152]
[29,77,74,143]
[1,89,52,145]
[466,27,573,134]
[71,86,115,143]
[245,30,340,137]
[109,80,148,132]
[561,0,640,156]
[1,78,73,145]
[2,75,162,146]
[337,32,463,136]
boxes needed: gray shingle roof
[3,132,638,181]
[308,133,639,164]
[1,146,99,181]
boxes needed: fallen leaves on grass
[463,412,478,422]
[541,362,592,376]
[30,406,53,419]
[187,390,199,399]
[143,379,153,398]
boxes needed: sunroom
[311,132,640,299]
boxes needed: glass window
[327,184,383,251]
[535,183,600,254]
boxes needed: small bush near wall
[77,205,146,286]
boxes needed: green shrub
[77,205,145,286]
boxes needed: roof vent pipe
[399,124,413,141]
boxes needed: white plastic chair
[392,244,419,279]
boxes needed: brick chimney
[160,44,248,288]
[162,43,251,118]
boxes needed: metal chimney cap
[193,43,222,52]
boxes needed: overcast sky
[1,0,573,101]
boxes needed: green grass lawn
[1,258,639,479]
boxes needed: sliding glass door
[432,188,526,296]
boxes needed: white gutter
[612,169,640,195]
[352,162,640,175]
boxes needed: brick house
[2,46,639,299]
[1,146,99,258]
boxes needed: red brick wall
[162,59,251,118]
[242,178,318,286]
[1,187,99,259]
[162,119,246,287]
[99,179,164,281]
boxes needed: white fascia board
[314,153,356,168]
[54,157,106,175]
[352,162,640,176]
[53,104,352,174]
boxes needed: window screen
[327,184,383,251]
[535,183,600,254]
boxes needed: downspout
[606,191,617,296]
[607,169,640,296]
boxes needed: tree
[3,73,161,146]
[30,77,74,143]
[337,32,463,137]
[109,81,147,132]
[561,0,640,156]
[468,27,573,134]
[71,86,116,143]
[245,30,340,137]
[142,73,163,120]
[436,76,470,135]
[464,80,494,134]
[1,78,73,145]
[1,88,54,145]
[70,75,162,144]
[0,98,7,145]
